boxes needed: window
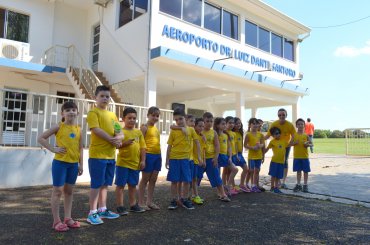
[204,2,221,34]
[32,95,45,114]
[245,20,257,47]
[119,0,148,27]
[160,0,181,19]
[0,8,29,43]
[284,38,294,61]
[56,91,75,104]
[271,33,282,57]
[258,27,270,52]
[183,0,202,26]
[222,10,238,40]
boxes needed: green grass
[313,138,346,154]
[313,138,370,155]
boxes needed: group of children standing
[38,85,312,232]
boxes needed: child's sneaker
[251,186,261,193]
[258,186,266,192]
[293,184,302,192]
[130,204,146,213]
[234,185,242,193]
[87,212,104,225]
[239,185,251,193]
[219,195,231,202]
[269,187,274,192]
[280,183,288,189]
[192,196,204,205]
[230,188,239,196]
[273,188,283,194]
[182,198,195,210]
[116,206,129,216]
[98,209,119,219]
[302,185,309,193]
[168,199,178,210]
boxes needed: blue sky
[256,0,370,130]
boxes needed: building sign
[162,25,296,78]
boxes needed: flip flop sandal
[52,221,69,232]
[147,203,160,210]
[64,218,81,228]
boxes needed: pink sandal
[64,218,81,228]
[52,221,69,232]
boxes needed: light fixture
[94,0,112,8]
[282,72,304,83]
[214,52,233,62]
[253,63,272,74]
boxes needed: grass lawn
[313,138,346,154]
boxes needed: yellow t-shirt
[193,133,206,164]
[246,132,264,160]
[117,128,146,170]
[267,139,288,164]
[235,131,243,153]
[293,133,309,159]
[144,125,161,154]
[87,107,119,159]
[167,126,197,159]
[54,122,80,163]
[266,120,295,144]
[218,133,228,155]
[204,129,216,159]
[226,130,237,155]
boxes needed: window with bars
[0,8,29,43]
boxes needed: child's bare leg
[63,184,73,219]
[282,168,288,185]
[303,172,308,185]
[171,182,178,200]
[51,186,63,224]
[297,171,302,185]
[98,186,108,208]
[147,171,159,205]
[115,185,125,207]
[138,172,150,206]
[192,179,198,196]
[227,164,238,187]
[240,165,248,186]
[177,182,182,199]
[270,177,275,189]
[222,167,228,185]
[128,184,137,207]
[253,168,259,186]
[89,188,100,211]
[217,184,226,197]
[182,182,190,199]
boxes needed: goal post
[345,128,370,156]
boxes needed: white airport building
[0,0,310,187]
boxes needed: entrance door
[92,24,100,71]
[2,90,27,145]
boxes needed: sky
[254,0,370,130]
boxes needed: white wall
[97,1,148,84]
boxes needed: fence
[345,128,370,156]
[0,88,173,148]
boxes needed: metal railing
[345,128,370,156]
[44,45,114,103]
[0,88,173,148]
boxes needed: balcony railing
[0,88,173,147]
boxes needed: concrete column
[292,97,301,123]
[251,107,257,118]
[144,64,157,107]
[235,92,246,123]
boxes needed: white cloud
[334,40,370,57]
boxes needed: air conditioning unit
[0,38,30,61]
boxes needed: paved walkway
[160,153,370,207]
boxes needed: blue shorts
[233,154,246,167]
[115,166,140,186]
[237,153,247,165]
[284,147,291,168]
[142,153,162,173]
[293,159,311,173]
[88,158,116,189]
[249,159,262,169]
[52,159,78,187]
[205,158,223,188]
[167,159,191,183]
[218,154,229,168]
[268,162,284,179]
[189,161,198,180]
